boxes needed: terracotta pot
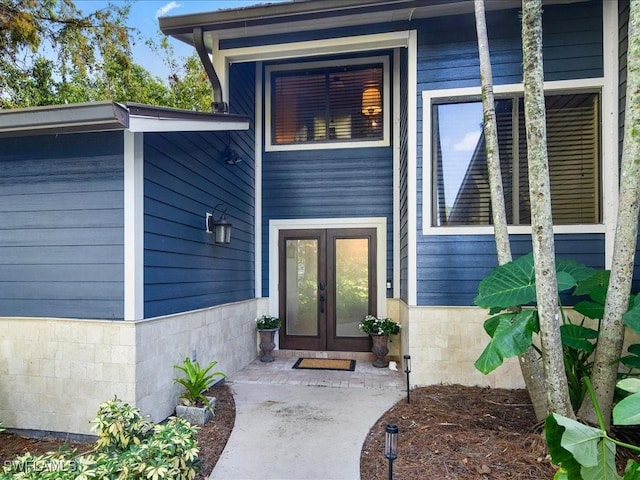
[370,334,389,368]
[258,328,278,362]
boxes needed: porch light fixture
[206,204,232,244]
[385,424,398,480]
[403,355,411,404]
[361,82,382,116]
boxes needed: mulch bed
[360,384,555,479]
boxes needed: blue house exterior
[0,0,634,435]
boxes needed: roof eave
[0,102,249,138]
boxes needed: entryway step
[275,349,376,361]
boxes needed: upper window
[432,92,601,227]
[266,56,390,151]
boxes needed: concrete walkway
[210,357,404,480]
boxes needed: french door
[278,228,377,351]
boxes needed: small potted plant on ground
[359,315,401,367]
[173,357,226,425]
[256,314,282,362]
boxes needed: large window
[432,92,600,226]
[266,56,389,150]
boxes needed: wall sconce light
[385,424,398,480]
[361,82,382,116]
[206,204,232,244]
[403,354,411,404]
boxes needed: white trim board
[123,131,144,321]
[268,217,388,319]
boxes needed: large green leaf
[561,324,598,353]
[574,270,610,297]
[474,310,536,374]
[574,300,605,320]
[474,253,578,310]
[546,415,586,480]
[613,379,640,426]
[624,297,640,335]
[580,438,620,480]
[623,460,640,480]
[474,253,537,309]
[557,259,597,285]
[552,414,604,467]
[617,378,640,395]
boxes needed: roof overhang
[159,0,588,48]
[0,101,249,138]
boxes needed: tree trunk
[521,0,574,418]
[473,0,548,421]
[578,0,640,429]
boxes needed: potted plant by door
[173,357,226,425]
[359,315,401,367]
[256,314,282,362]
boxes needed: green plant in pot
[359,315,401,368]
[173,357,226,425]
[256,314,281,362]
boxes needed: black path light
[385,423,398,480]
[403,354,411,404]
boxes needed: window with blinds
[271,64,384,145]
[432,92,600,226]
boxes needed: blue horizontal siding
[416,2,602,91]
[417,234,605,306]
[0,131,125,319]
[261,147,393,297]
[144,130,255,318]
[144,62,256,318]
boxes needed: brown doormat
[292,358,356,371]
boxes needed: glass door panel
[335,238,369,337]
[285,239,319,336]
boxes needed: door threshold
[275,349,375,361]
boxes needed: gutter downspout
[193,26,228,113]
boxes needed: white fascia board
[219,31,412,63]
[128,116,249,132]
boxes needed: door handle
[319,281,326,291]
[319,294,325,313]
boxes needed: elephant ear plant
[173,357,226,411]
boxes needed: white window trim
[264,56,391,151]
[421,77,608,236]
[268,217,388,320]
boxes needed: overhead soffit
[160,0,589,48]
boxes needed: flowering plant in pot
[173,357,226,425]
[256,314,281,362]
[359,315,401,367]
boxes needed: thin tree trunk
[578,0,640,429]
[473,0,548,421]
[521,0,574,418]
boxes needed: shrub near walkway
[0,382,235,480]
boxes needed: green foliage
[358,315,401,336]
[173,357,226,409]
[545,379,640,479]
[0,398,200,480]
[255,314,282,330]
[91,396,152,451]
[474,252,640,411]
[0,1,212,110]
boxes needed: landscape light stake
[385,424,398,480]
[403,354,411,404]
